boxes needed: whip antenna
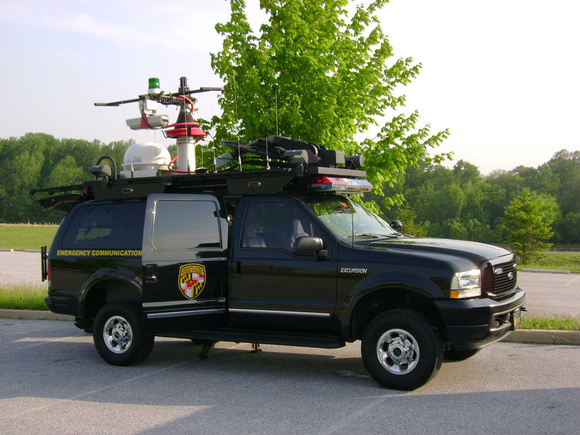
[233,79,242,171]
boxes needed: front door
[229,197,337,333]
[142,194,228,326]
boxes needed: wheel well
[83,280,142,322]
[350,288,445,341]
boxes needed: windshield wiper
[353,233,400,239]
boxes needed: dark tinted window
[63,202,145,249]
[152,199,221,250]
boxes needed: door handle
[144,264,158,284]
[231,261,241,279]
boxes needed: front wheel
[93,303,154,366]
[361,309,443,391]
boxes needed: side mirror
[292,236,324,256]
[390,220,403,231]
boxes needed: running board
[157,328,346,349]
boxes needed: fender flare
[337,271,447,340]
[79,267,142,318]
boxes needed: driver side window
[241,201,315,251]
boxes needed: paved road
[1,251,578,317]
[519,271,579,317]
[0,251,45,286]
[0,318,578,435]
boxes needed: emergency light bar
[307,177,373,194]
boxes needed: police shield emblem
[178,263,206,300]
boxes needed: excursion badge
[178,263,206,300]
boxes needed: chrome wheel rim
[376,328,420,375]
[103,315,133,354]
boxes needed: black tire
[444,348,480,361]
[93,303,154,366]
[361,309,443,391]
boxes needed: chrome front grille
[482,259,517,300]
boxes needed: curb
[505,329,580,346]
[0,309,578,345]
[0,309,74,322]
[521,269,570,274]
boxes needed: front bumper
[435,287,526,351]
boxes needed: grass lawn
[520,250,580,273]
[0,284,48,311]
[0,224,58,251]
[521,314,580,331]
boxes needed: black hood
[363,237,512,266]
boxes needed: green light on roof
[148,77,160,92]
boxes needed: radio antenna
[275,90,279,136]
[265,136,270,170]
[234,79,242,171]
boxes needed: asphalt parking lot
[1,251,579,433]
[0,318,579,435]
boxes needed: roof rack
[31,136,370,210]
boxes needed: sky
[0,0,578,174]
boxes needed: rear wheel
[93,303,154,366]
[361,309,443,390]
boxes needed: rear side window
[152,199,221,250]
[62,202,145,249]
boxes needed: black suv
[37,136,525,390]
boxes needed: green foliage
[0,134,133,223]
[384,150,579,246]
[211,0,450,209]
[396,204,427,237]
[502,189,555,263]
[46,156,85,187]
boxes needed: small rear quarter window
[62,202,145,249]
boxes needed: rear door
[142,194,228,324]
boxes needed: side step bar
[157,328,346,349]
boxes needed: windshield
[304,196,398,241]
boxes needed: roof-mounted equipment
[95,77,222,174]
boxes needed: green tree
[47,156,86,188]
[541,150,580,243]
[426,184,466,222]
[0,134,49,222]
[502,189,555,263]
[0,134,134,223]
[393,203,427,237]
[211,0,449,209]
[453,160,481,186]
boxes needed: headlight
[450,269,481,299]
